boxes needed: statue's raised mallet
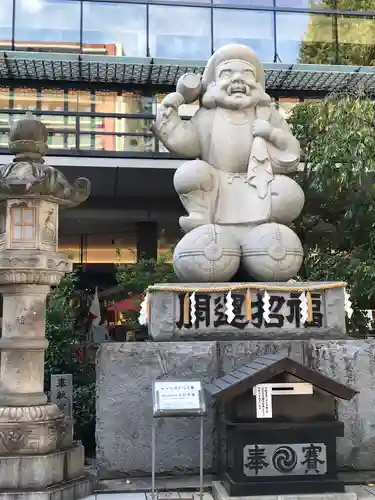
[176,73,202,104]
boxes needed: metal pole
[152,419,156,500]
[199,415,204,500]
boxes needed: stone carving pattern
[0,417,68,454]
[0,428,31,453]
[0,254,70,272]
[0,404,62,423]
[42,208,56,244]
[0,271,66,285]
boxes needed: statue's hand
[252,119,272,139]
[161,92,185,111]
[158,92,186,122]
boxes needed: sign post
[50,374,73,417]
[51,374,73,443]
[152,380,206,500]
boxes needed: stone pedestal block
[97,339,375,478]
[95,340,307,478]
[148,282,347,341]
[0,443,91,500]
[306,338,375,470]
[212,481,357,500]
[0,475,92,500]
[0,284,51,407]
[96,342,218,478]
[218,339,306,375]
[0,443,84,489]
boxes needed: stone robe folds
[154,103,300,226]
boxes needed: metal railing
[0,107,175,157]
[0,106,300,159]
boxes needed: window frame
[10,206,37,241]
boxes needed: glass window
[11,207,36,241]
[0,89,10,111]
[338,15,375,66]
[0,132,8,148]
[39,89,65,111]
[67,90,92,113]
[0,0,13,49]
[276,12,336,64]
[77,132,155,153]
[38,90,71,139]
[213,9,274,62]
[82,2,147,57]
[14,0,81,53]
[214,0,273,6]
[160,0,211,6]
[48,133,76,149]
[12,89,38,126]
[276,0,334,7]
[59,234,137,264]
[149,5,211,60]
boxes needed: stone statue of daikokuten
[152,44,305,283]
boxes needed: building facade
[0,0,374,286]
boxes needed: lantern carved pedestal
[0,114,92,499]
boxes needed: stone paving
[83,487,375,500]
[84,472,375,500]
[86,494,210,500]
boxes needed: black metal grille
[2,51,375,93]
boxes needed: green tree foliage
[290,93,375,332]
[116,252,177,294]
[45,273,95,454]
[298,1,375,65]
[115,253,177,334]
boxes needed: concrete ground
[81,472,375,500]
[86,494,211,500]
[83,487,375,500]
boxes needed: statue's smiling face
[215,60,260,109]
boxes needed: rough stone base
[96,341,305,478]
[96,342,218,478]
[212,481,356,500]
[0,443,84,489]
[0,441,92,500]
[306,339,375,470]
[0,474,92,500]
[96,338,375,479]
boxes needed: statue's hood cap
[202,44,265,91]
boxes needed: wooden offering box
[205,354,357,497]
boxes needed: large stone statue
[153,44,305,283]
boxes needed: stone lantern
[0,113,91,499]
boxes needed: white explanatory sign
[154,381,201,413]
[255,384,273,419]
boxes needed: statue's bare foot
[179,213,208,233]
